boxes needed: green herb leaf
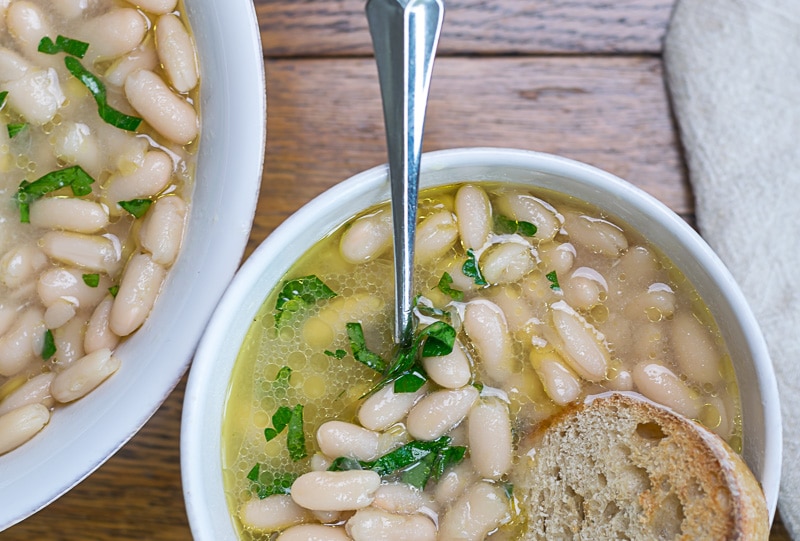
[546,270,561,291]
[263,428,279,442]
[401,452,437,489]
[7,122,27,138]
[346,322,387,373]
[13,165,95,223]
[287,404,307,461]
[328,456,363,471]
[324,349,347,359]
[0,91,7,108]
[431,445,466,481]
[274,275,337,325]
[41,329,57,360]
[246,464,298,499]
[462,249,487,286]
[275,366,292,386]
[82,273,100,287]
[393,371,427,393]
[437,272,464,301]
[368,436,452,476]
[118,198,152,218]
[108,285,120,297]
[419,321,456,358]
[64,56,142,131]
[38,35,90,58]
[495,214,538,237]
[271,406,293,434]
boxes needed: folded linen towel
[664,0,800,536]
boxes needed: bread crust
[513,392,768,540]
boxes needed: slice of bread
[512,392,768,540]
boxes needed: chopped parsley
[118,198,152,218]
[38,35,89,58]
[462,248,487,286]
[108,285,120,297]
[64,56,142,131]
[546,270,561,291]
[274,275,337,325]
[437,272,463,301]
[82,273,100,288]
[324,349,347,359]
[13,165,95,223]
[41,329,56,360]
[0,91,7,108]
[494,214,537,237]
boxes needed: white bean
[467,397,512,479]
[0,373,55,416]
[551,300,609,381]
[51,348,120,403]
[123,0,177,15]
[291,470,380,511]
[358,383,427,432]
[138,195,187,266]
[489,286,536,334]
[533,352,582,406]
[406,385,479,441]
[625,283,676,321]
[415,210,458,265]
[539,241,576,276]
[339,208,393,265]
[632,361,701,419]
[44,299,77,329]
[612,245,660,288]
[455,184,491,250]
[0,304,20,338]
[104,38,158,88]
[277,524,350,541]
[104,150,173,212]
[494,191,561,241]
[0,244,48,289]
[670,313,723,385]
[53,314,87,366]
[0,403,49,455]
[463,301,516,384]
[51,121,101,175]
[40,231,121,274]
[3,68,64,125]
[84,295,120,353]
[565,213,628,257]
[434,459,477,506]
[303,294,385,349]
[422,341,471,389]
[563,267,608,311]
[346,507,436,541]
[0,308,45,377]
[372,483,429,514]
[6,2,52,59]
[125,69,199,145]
[438,481,509,541]
[316,421,380,462]
[80,9,148,62]
[155,13,198,93]
[238,494,311,532]
[52,0,91,19]
[30,197,109,234]
[37,267,110,309]
[480,242,535,285]
[0,46,32,82]
[109,252,166,336]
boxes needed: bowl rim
[0,0,266,531]
[181,147,781,539]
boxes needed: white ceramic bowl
[181,148,781,539]
[0,0,266,530]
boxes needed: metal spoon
[366,0,444,347]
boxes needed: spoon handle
[366,0,444,346]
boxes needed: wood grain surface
[4,0,790,539]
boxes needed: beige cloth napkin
[664,0,800,536]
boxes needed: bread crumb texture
[512,393,768,540]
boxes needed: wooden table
[7,0,790,539]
